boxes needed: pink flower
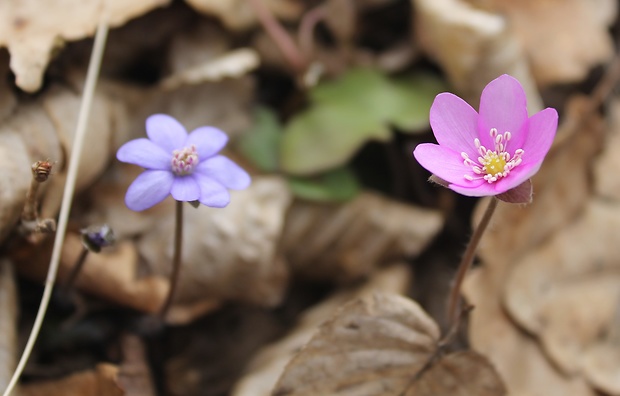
[413,74,557,197]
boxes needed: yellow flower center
[461,128,523,183]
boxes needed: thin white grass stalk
[2,21,109,396]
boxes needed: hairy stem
[2,20,109,396]
[158,200,184,321]
[446,197,498,327]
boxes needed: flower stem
[446,197,498,327]
[62,247,89,294]
[158,200,184,321]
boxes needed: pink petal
[520,108,558,166]
[194,155,250,190]
[478,75,529,149]
[492,162,541,193]
[125,170,174,211]
[117,138,171,170]
[193,173,231,208]
[185,126,229,159]
[414,143,484,188]
[170,176,200,202]
[146,114,187,153]
[430,93,480,158]
[449,182,499,197]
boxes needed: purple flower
[413,74,558,197]
[117,114,251,211]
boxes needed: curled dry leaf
[232,264,412,396]
[0,0,172,92]
[273,293,505,396]
[0,260,18,391]
[504,200,620,394]
[468,0,617,86]
[282,191,442,282]
[139,176,292,307]
[412,0,542,112]
[185,0,302,31]
[463,95,604,396]
[20,364,123,396]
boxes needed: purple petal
[185,126,229,159]
[194,155,250,190]
[414,143,484,188]
[193,172,231,208]
[125,170,174,211]
[117,138,171,170]
[478,75,529,149]
[520,108,558,166]
[430,93,480,158]
[146,114,187,153]
[170,176,200,202]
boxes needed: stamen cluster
[171,145,198,176]
[461,128,523,183]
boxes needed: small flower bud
[80,224,115,253]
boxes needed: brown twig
[297,5,327,58]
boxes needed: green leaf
[236,107,282,172]
[288,167,360,202]
[281,68,446,175]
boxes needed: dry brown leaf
[185,0,302,31]
[0,0,172,92]
[504,200,620,393]
[0,260,18,392]
[464,268,596,396]
[20,364,123,396]
[467,0,616,86]
[272,293,505,396]
[412,0,542,111]
[232,264,412,396]
[138,176,292,307]
[406,351,505,396]
[282,191,442,282]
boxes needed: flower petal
[185,126,229,159]
[449,181,499,197]
[429,93,480,157]
[170,176,200,202]
[193,173,231,208]
[125,170,174,211]
[414,143,484,188]
[146,114,187,153]
[493,162,541,193]
[478,75,529,149]
[521,108,558,166]
[194,155,251,190]
[117,138,171,170]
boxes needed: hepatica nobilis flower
[414,74,558,199]
[117,114,251,211]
